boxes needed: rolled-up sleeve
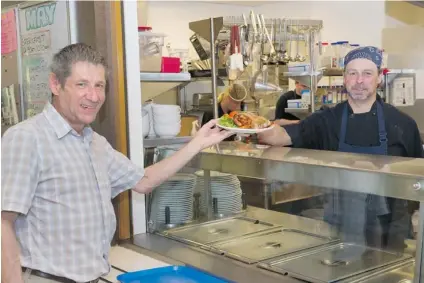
[1,128,39,215]
[284,111,326,149]
[104,141,145,198]
[410,121,424,158]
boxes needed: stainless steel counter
[126,233,303,283]
[125,207,332,283]
[186,142,424,202]
[124,207,416,283]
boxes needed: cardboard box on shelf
[140,55,162,72]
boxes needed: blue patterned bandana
[344,46,382,69]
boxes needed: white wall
[145,1,251,58]
[141,1,388,105]
[255,1,386,47]
[141,1,423,100]
[144,1,387,51]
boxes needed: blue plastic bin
[117,265,231,283]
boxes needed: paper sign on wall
[1,10,18,54]
[22,54,51,117]
[391,77,415,107]
[21,31,51,55]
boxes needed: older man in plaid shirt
[1,43,232,283]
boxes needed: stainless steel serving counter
[125,207,417,283]
[186,142,424,202]
[138,142,423,282]
[126,207,332,283]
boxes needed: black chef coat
[201,103,225,126]
[284,97,423,158]
[284,96,423,251]
[275,90,302,121]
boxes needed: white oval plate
[216,123,275,134]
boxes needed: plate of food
[217,111,274,134]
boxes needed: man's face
[295,83,308,95]
[344,58,381,101]
[50,61,106,132]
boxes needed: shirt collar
[347,95,381,114]
[43,102,93,140]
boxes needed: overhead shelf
[140,72,191,82]
[322,68,344,77]
[140,72,191,102]
[283,71,323,89]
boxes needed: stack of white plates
[142,103,156,137]
[152,104,181,138]
[142,109,150,138]
[150,173,196,224]
[195,171,243,215]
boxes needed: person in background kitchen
[258,46,423,251]
[273,81,309,126]
[201,83,248,126]
[1,43,233,283]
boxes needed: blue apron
[324,101,389,258]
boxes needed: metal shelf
[285,108,309,114]
[322,68,344,77]
[140,73,192,102]
[283,71,322,89]
[143,136,192,148]
[140,72,191,82]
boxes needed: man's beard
[347,86,372,101]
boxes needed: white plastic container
[320,42,332,69]
[139,31,166,55]
[287,99,302,109]
[168,48,190,72]
[350,44,360,50]
[338,41,349,69]
[138,30,166,72]
[381,49,388,69]
[301,89,311,107]
[330,42,340,69]
[142,110,150,138]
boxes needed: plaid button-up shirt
[1,102,144,282]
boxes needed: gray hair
[50,43,107,87]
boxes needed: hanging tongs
[228,24,244,81]
[240,13,249,66]
[249,10,261,72]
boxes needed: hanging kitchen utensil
[257,14,268,63]
[229,25,244,81]
[276,18,284,62]
[295,20,302,62]
[283,19,290,63]
[240,14,250,66]
[190,34,209,60]
[269,18,278,64]
[287,19,294,62]
[297,21,306,62]
[249,11,261,74]
[261,14,277,64]
[303,26,311,62]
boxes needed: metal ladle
[295,20,305,62]
[287,19,294,62]
[261,15,277,64]
[299,22,307,62]
[269,18,278,64]
[282,19,290,63]
[257,14,268,63]
[276,18,284,61]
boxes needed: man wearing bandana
[258,46,423,252]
